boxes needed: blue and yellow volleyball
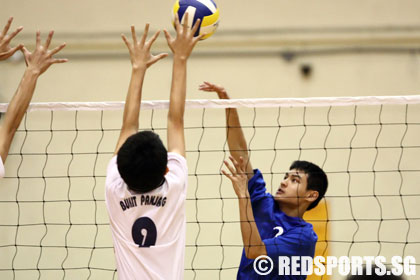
[172,0,220,40]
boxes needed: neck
[278,202,307,218]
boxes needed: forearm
[167,57,187,122]
[167,57,187,156]
[238,194,267,259]
[223,98,253,177]
[0,69,39,161]
[216,90,252,172]
[121,67,147,131]
[226,108,248,157]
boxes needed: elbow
[245,251,260,260]
[245,245,266,260]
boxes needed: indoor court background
[1,1,420,279]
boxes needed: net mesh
[0,97,419,279]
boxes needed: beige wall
[1,0,420,102]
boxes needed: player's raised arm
[0,30,67,162]
[164,13,204,158]
[114,24,168,155]
[0,17,24,61]
[222,156,266,259]
[199,81,253,179]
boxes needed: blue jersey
[237,169,318,280]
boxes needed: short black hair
[117,131,168,193]
[289,160,328,211]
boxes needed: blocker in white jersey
[105,152,188,280]
[108,19,202,280]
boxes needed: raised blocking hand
[22,30,67,76]
[121,24,168,70]
[163,13,205,60]
[0,17,24,61]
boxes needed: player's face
[274,169,309,206]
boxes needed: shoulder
[248,169,265,185]
[168,152,187,168]
[167,153,188,177]
[248,169,272,202]
[248,169,267,192]
[165,152,188,191]
[105,155,124,192]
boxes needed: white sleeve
[105,156,124,193]
[166,152,188,191]
[0,156,4,178]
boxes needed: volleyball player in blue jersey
[0,17,67,178]
[200,82,328,279]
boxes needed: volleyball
[172,0,220,40]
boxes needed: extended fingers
[35,31,41,48]
[173,13,181,32]
[140,23,149,46]
[5,26,23,43]
[155,52,168,60]
[121,33,131,49]
[147,29,160,48]
[21,46,30,65]
[229,156,245,173]
[44,30,54,49]
[223,159,237,175]
[191,18,201,37]
[1,17,13,37]
[49,43,66,56]
[149,52,168,65]
[22,46,30,56]
[198,85,212,91]
[201,81,214,88]
[130,25,137,45]
[182,12,190,33]
[195,32,206,43]
[221,169,234,181]
[52,58,68,64]
[6,44,23,55]
[163,29,172,44]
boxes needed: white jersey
[105,152,188,280]
[0,156,4,178]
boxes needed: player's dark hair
[289,160,328,211]
[117,131,168,193]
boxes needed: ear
[306,190,319,203]
[164,166,169,175]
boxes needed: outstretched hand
[163,13,205,60]
[0,17,24,61]
[222,156,249,198]
[199,81,228,99]
[121,24,168,70]
[22,30,67,76]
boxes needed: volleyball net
[0,96,419,279]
